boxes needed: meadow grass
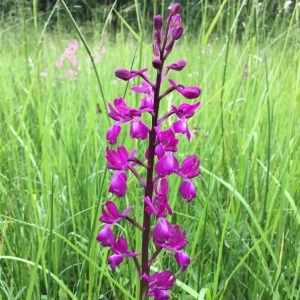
[0,1,300,299]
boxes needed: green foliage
[0,0,300,299]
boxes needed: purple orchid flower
[144,178,172,218]
[171,102,200,139]
[96,225,115,247]
[106,124,121,145]
[105,146,136,171]
[130,117,150,140]
[176,155,200,201]
[107,97,138,122]
[174,251,191,271]
[154,127,179,152]
[178,155,201,179]
[108,171,128,197]
[153,289,169,300]
[98,3,202,298]
[153,218,188,252]
[108,237,140,271]
[179,180,196,202]
[155,152,179,177]
[100,200,133,224]
[142,270,176,299]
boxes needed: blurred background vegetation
[0,0,297,40]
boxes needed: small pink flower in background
[67,40,79,53]
[67,54,78,68]
[93,50,100,63]
[40,70,48,77]
[56,60,63,68]
[66,69,78,80]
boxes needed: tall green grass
[0,1,300,299]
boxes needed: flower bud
[172,26,183,40]
[154,15,163,30]
[165,39,175,52]
[152,58,162,69]
[171,14,181,28]
[171,3,180,15]
[115,68,132,81]
[166,59,186,71]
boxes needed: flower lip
[108,171,128,198]
[96,225,115,247]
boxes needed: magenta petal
[155,152,179,177]
[106,124,121,145]
[179,180,196,202]
[153,288,169,300]
[108,254,123,271]
[181,155,201,178]
[99,200,120,224]
[153,218,172,241]
[109,171,127,197]
[121,205,133,217]
[144,196,156,215]
[130,118,150,140]
[172,26,183,40]
[173,120,187,134]
[111,236,128,254]
[174,251,190,271]
[156,127,179,152]
[96,225,114,247]
[143,270,176,295]
[155,144,165,159]
[168,78,178,89]
[106,146,129,171]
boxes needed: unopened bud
[152,58,162,69]
[171,3,180,15]
[115,68,132,81]
[154,15,163,30]
[172,26,183,40]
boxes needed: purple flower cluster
[96,3,201,299]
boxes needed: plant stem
[139,57,164,300]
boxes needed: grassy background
[0,1,300,299]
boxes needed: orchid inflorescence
[96,3,202,299]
